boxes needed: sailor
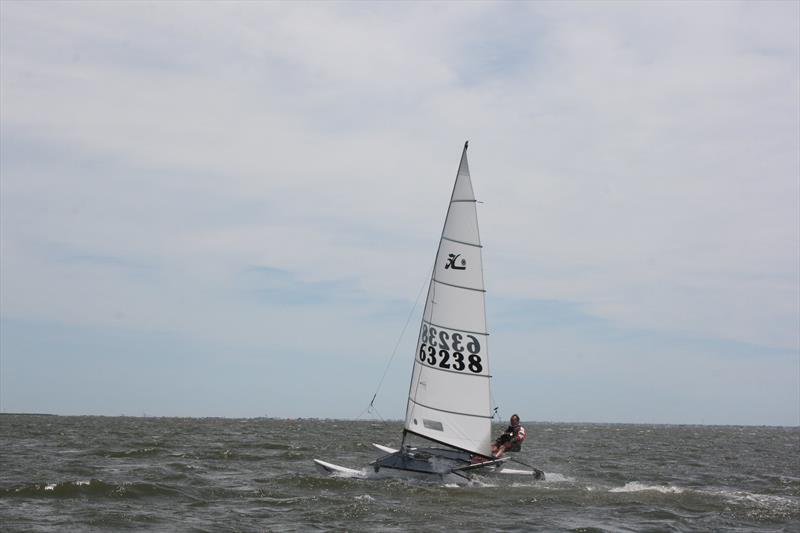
[491,414,526,458]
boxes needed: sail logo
[444,253,467,270]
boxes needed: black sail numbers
[418,323,483,374]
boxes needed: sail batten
[422,319,489,337]
[404,143,493,457]
[403,430,494,460]
[408,398,494,418]
[412,361,492,377]
[432,278,486,293]
[441,236,483,248]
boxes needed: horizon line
[1,412,797,429]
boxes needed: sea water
[0,415,797,531]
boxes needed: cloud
[1,1,797,423]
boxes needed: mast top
[464,140,469,150]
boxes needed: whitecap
[719,489,798,510]
[541,473,574,483]
[465,478,498,488]
[609,481,684,494]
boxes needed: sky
[1,1,798,426]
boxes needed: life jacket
[506,424,526,452]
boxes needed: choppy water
[0,415,797,532]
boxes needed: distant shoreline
[0,412,797,428]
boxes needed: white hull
[312,459,366,478]
[314,443,544,483]
[313,458,472,484]
[313,457,467,483]
[371,443,539,477]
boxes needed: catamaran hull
[313,444,544,483]
[312,459,366,478]
[313,458,473,484]
[313,457,541,483]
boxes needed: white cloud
[1,1,797,421]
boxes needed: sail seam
[441,236,482,248]
[422,319,489,337]
[450,199,477,203]
[432,278,486,293]
[408,398,494,419]
[414,360,491,378]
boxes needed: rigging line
[490,387,499,421]
[370,404,385,422]
[356,403,371,420]
[360,271,429,417]
[357,402,385,422]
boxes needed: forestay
[404,142,493,457]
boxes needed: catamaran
[314,142,544,483]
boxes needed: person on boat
[491,414,526,458]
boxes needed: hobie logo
[445,253,466,270]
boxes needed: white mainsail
[404,142,493,457]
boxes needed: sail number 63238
[418,324,483,374]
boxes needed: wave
[715,489,800,520]
[541,472,575,483]
[604,482,799,520]
[0,479,183,499]
[96,447,162,458]
[609,481,685,494]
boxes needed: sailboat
[314,142,544,482]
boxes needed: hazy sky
[1,1,798,425]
